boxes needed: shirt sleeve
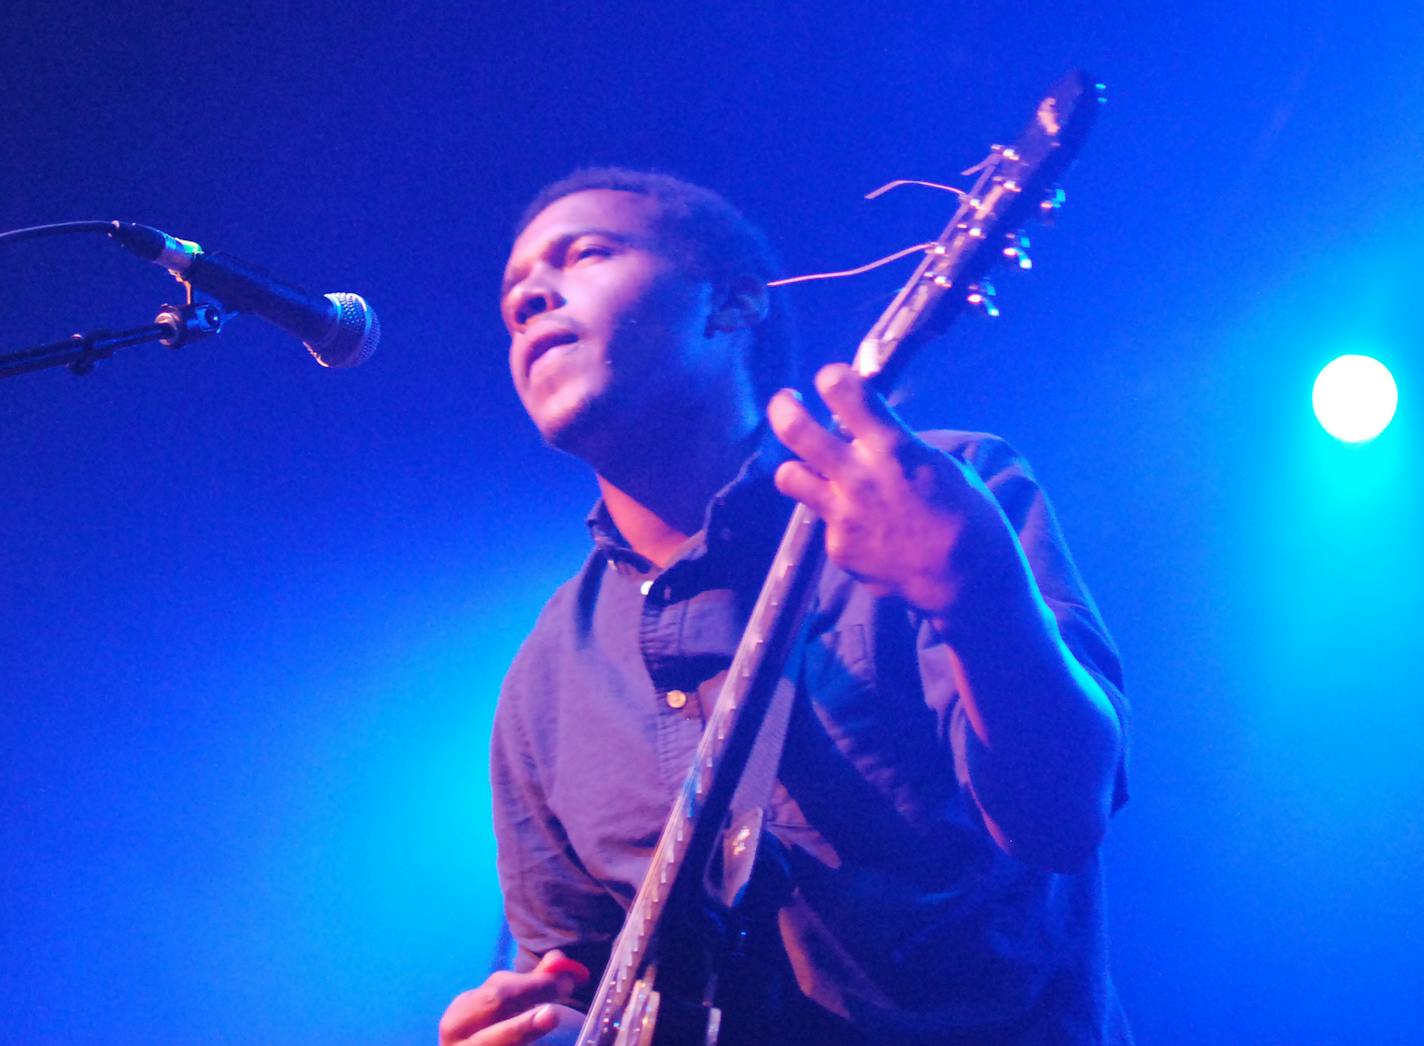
[921,431,1129,812]
[490,654,622,991]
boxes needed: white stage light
[1312,354,1398,443]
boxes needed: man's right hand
[439,951,591,1046]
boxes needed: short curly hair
[515,167,799,405]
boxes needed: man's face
[502,189,739,454]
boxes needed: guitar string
[768,155,1002,288]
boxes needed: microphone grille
[306,293,380,368]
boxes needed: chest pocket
[775,615,960,862]
[802,623,876,714]
[767,624,877,833]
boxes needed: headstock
[853,70,1104,387]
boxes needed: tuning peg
[1039,186,1066,224]
[966,280,999,318]
[1003,232,1033,271]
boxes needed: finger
[812,364,909,451]
[440,963,575,1042]
[456,1003,562,1046]
[767,388,849,476]
[774,460,834,516]
[539,953,590,984]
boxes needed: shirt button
[666,689,688,710]
[639,580,654,596]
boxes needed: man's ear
[707,274,770,335]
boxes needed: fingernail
[543,954,591,981]
[532,1003,557,1029]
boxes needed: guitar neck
[578,501,825,1045]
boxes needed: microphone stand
[0,298,226,380]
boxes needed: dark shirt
[491,431,1132,1044]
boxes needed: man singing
[440,169,1131,1045]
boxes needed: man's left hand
[768,363,1016,619]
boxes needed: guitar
[575,70,1104,1046]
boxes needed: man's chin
[534,398,609,459]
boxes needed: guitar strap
[714,647,801,910]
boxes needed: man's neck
[594,421,761,568]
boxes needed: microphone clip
[154,300,226,348]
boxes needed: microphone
[107,222,379,368]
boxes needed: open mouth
[525,327,580,378]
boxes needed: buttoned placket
[612,551,706,795]
[586,438,786,798]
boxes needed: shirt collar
[584,424,793,569]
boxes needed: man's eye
[568,244,611,264]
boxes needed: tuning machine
[966,279,999,318]
[1038,185,1066,225]
[1002,232,1032,271]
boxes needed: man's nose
[511,270,563,327]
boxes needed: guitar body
[612,979,720,1046]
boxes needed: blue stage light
[1312,354,1398,443]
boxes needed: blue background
[2,2,1421,1042]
